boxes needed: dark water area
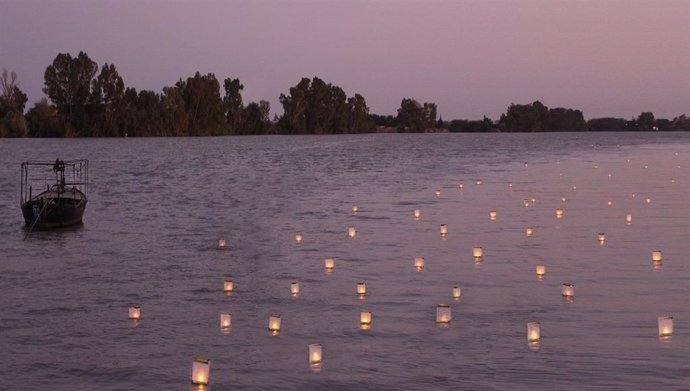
[0,133,689,390]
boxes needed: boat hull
[22,197,87,229]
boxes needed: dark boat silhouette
[20,159,89,230]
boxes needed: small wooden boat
[20,159,89,229]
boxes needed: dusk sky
[1,0,688,120]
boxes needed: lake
[0,133,688,390]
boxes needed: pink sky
[1,0,688,120]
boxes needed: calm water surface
[0,133,689,390]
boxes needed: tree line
[1,51,689,137]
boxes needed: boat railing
[20,159,89,205]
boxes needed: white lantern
[508,182,513,188]
[128,306,141,320]
[414,256,425,270]
[607,200,613,206]
[360,310,372,325]
[191,356,210,385]
[223,280,234,293]
[561,197,567,203]
[268,314,281,332]
[324,258,335,270]
[440,224,448,236]
[473,247,483,259]
[348,227,356,238]
[435,190,441,197]
[535,265,546,277]
[562,283,574,297]
[352,205,358,214]
[357,282,366,296]
[525,227,533,237]
[452,286,461,299]
[436,304,451,323]
[458,182,464,189]
[556,209,564,219]
[414,209,421,219]
[645,197,652,204]
[291,281,300,295]
[658,316,673,337]
[598,233,606,243]
[523,199,530,207]
[220,312,231,329]
[295,233,303,244]
[476,180,482,185]
[218,239,226,248]
[527,322,540,342]
[489,211,497,220]
[309,343,322,364]
[652,250,662,263]
[626,214,632,224]
[531,197,536,204]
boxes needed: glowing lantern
[360,310,372,325]
[658,316,673,337]
[598,233,606,244]
[489,211,497,220]
[268,314,281,332]
[128,306,141,320]
[535,265,546,277]
[652,251,662,263]
[562,197,567,203]
[291,281,300,295]
[324,258,335,270]
[458,182,464,189]
[440,224,448,236]
[561,283,574,297]
[452,286,461,299]
[525,227,533,237]
[473,247,483,259]
[414,256,425,271]
[357,282,366,296]
[527,322,540,342]
[531,197,536,204]
[508,182,513,188]
[436,304,451,323]
[309,344,322,364]
[348,227,356,238]
[476,180,482,185]
[224,280,234,293]
[645,197,652,204]
[556,209,564,219]
[523,199,530,207]
[295,233,303,244]
[435,190,441,197]
[191,356,211,385]
[352,205,358,214]
[626,214,632,224]
[220,312,231,329]
[414,209,421,219]
[218,239,226,248]
[573,186,577,191]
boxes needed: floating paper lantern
[561,283,574,297]
[489,211,497,220]
[645,197,652,204]
[414,209,421,219]
[607,200,613,206]
[562,197,567,203]
[440,224,448,236]
[626,214,632,224]
[352,205,358,214]
[658,316,673,337]
[452,286,462,299]
[309,344,322,364]
[535,265,546,277]
[224,280,234,293]
[598,233,606,243]
[360,310,372,325]
[531,197,536,204]
[324,258,335,270]
[128,306,141,320]
[473,247,483,259]
[295,233,303,244]
[508,182,513,187]
[357,282,366,296]
[435,190,441,197]
[652,251,662,263]
[218,239,226,248]
[414,256,425,270]
[291,281,300,295]
[526,227,533,237]
[348,227,356,238]
[523,199,530,207]
[476,180,482,185]
[572,186,577,191]
[458,182,464,189]
[191,356,211,385]
[527,322,540,342]
[556,209,564,219]
[268,314,281,332]
[436,304,451,323]
[220,312,231,329]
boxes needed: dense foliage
[1,51,688,137]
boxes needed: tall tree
[0,69,29,137]
[91,63,126,136]
[223,78,244,133]
[176,72,225,136]
[26,99,62,137]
